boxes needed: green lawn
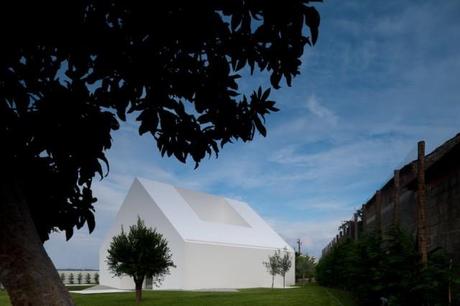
[0,284,356,306]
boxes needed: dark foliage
[106,217,175,290]
[0,0,321,242]
[316,226,460,305]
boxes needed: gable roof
[136,178,293,251]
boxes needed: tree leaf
[254,116,267,137]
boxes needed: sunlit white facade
[99,178,295,290]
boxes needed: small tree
[85,273,91,284]
[107,217,175,304]
[68,273,74,285]
[296,254,316,282]
[59,273,66,284]
[263,251,281,288]
[279,248,293,288]
[77,273,82,285]
[94,273,99,284]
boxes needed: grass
[0,284,356,306]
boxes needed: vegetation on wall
[316,226,460,305]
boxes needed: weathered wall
[322,134,460,262]
[422,148,460,259]
[363,140,460,261]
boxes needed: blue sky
[45,0,460,269]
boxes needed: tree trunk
[271,275,274,289]
[136,285,142,304]
[135,288,142,304]
[135,281,143,304]
[0,180,74,306]
[283,275,285,288]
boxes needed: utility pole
[296,239,302,255]
[353,213,359,241]
[393,170,400,226]
[448,258,453,305]
[416,141,428,266]
[375,190,382,236]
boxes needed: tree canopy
[107,217,175,302]
[0,0,321,243]
[295,253,316,281]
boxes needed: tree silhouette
[85,273,91,284]
[68,273,74,285]
[77,273,83,285]
[0,1,321,305]
[107,217,175,304]
[60,273,66,284]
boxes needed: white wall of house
[99,178,295,290]
[182,242,294,289]
[99,179,184,289]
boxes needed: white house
[99,178,295,290]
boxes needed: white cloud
[269,138,407,182]
[306,95,338,126]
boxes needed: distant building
[99,178,295,290]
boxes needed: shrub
[316,226,460,305]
